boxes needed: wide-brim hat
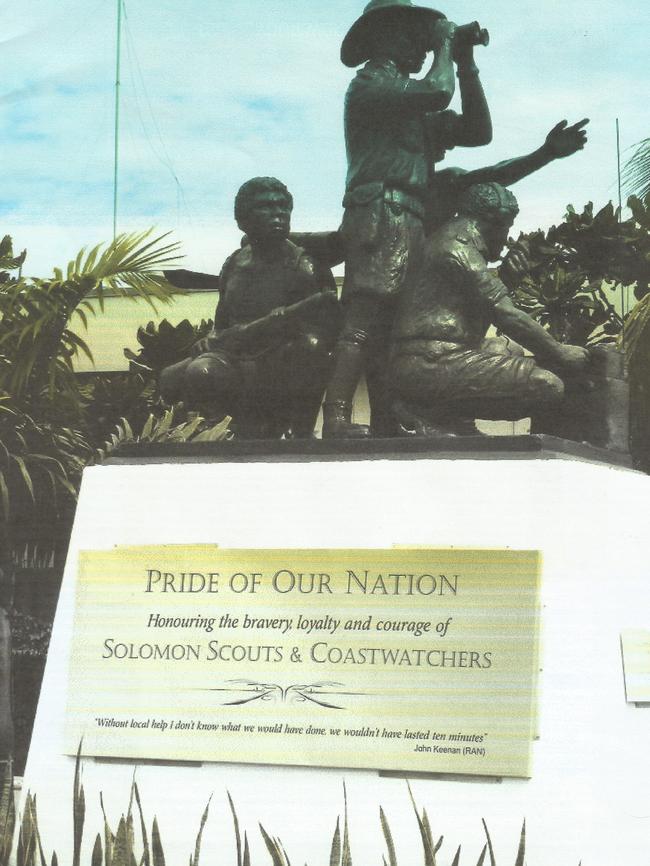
[341,0,445,68]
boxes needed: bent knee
[293,331,332,356]
[530,368,564,403]
[185,354,240,396]
[160,359,191,401]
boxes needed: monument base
[20,444,650,866]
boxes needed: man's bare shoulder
[289,241,337,291]
[435,166,469,182]
[428,218,486,271]
[347,60,404,98]
[220,243,253,278]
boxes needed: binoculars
[426,20,489,51]
[456,21,490,48]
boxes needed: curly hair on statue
[234,177,293,225]
[457,182,519,221]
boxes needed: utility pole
[112,0,123,242]
[616,118,626,335]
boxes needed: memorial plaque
[65,545,540,777]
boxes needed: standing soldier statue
[323,0,492,438]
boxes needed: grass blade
[379,808,396,866]
[151,819,165,866]
[481,820,496,866]
[341,784,352,866]
[407,784,435,866]
[72,744,84,866]
[192,798,211,866]
[112,817,129,866]
[514,820,525,866]
[0,763,15,866]
[259,825,286,866]
[227,793,242,866]
[133,784,150,866]
[329,817,340,866]
[100,793,114,866]
[91,834,103,866]
[31,798,47,866]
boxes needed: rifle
[192,291,339,358]
[160,291,339,403]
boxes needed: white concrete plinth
[21,454,650,866]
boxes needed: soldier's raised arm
[448,118,590,191]
[446,33,492,147]
[399,19,456,110]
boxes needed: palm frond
[0,230,182,402]
[623,138,650,200]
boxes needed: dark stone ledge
[106,434,635,470]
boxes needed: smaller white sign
[621,630,650,703]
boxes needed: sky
[1,0,649,276]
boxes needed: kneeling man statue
[389,182,589,434]
[161,177,339,439]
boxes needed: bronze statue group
[162,0,592,441]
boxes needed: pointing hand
[544,118,589,159]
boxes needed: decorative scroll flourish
[203,680,366,709]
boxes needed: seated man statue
[388,182,589,434]
[161,177,339,439]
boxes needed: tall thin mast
[112,0,123,241]
[616,118,625,335]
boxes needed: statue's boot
[321,339,371,439]
[322,400,370,439]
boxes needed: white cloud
[1,0,648,275]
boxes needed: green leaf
[151,410,173,441]
[133,784,150,866]
[379,808,396,866]
[0,470,9,520]
[151,819,165,866]
[328,818,340,866]
[91,835,103,866]
[112,817,130,866]
[227,793,242,866]
[341,784,351,866]
[191,798,211,866]
[514,820,526,866]
[11,455,34,501]
[141,415,155,440]
[259,825,289,866]
[72,743,85,866]
[407,784,435,866]
[481,820,496,866]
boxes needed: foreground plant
[94,406,232,461]
[0,231,181,411]
[5,747,583,866]
[0,230,182,567]
[0,230,184,771]
[0,761,14,866]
